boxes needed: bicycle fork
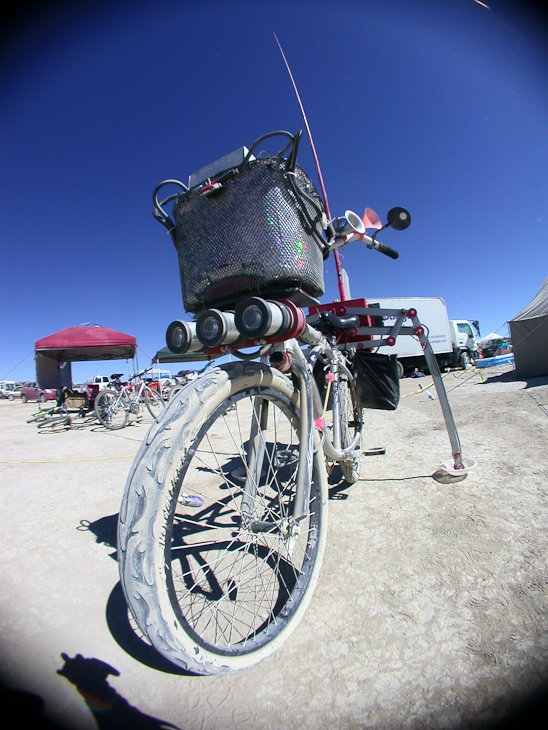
[240,359,315,537]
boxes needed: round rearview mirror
[386,207,411,231]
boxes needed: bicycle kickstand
[411,316,476,476]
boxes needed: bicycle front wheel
[118,361,328,675]
[94,389,129,430]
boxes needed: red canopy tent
[34,324,137,389]
[35,325,137,361]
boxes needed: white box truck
[366,297,479,376]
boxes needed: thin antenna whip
[274,34,331,220]
[274,33,346,299]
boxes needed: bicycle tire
[339,375,363,484]
[144,387,165,419]
[94,388,129,430]
[37,414,71,432]
[167,384,185,402]
[118,361,328,675]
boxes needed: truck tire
[459,351,471,369]
[396,360,405,379]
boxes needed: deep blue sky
[1,0,547,383]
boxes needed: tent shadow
[480,370,517,384]
[524,375,548,389]
[480,370,548,389]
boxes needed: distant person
[408,368,425,378]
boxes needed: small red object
[199,180,222,195]
[386,336,396,346]
[408,308,417,318]
[415,326,425,337]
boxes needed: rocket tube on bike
[234,297,306,343]
[196,310,246,349]
[234,297,291,339]
[165,320,202,355]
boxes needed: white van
[0,381,17,399]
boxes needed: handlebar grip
[373,240,399,259]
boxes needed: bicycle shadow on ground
[327,469,351,500]
[77,513,118,559]
[57,653,183,729]
[77,514,195,676]
[105,585,196,676]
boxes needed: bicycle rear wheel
[144,387,164,418]
[118,361,328,675]
[339,375,363,484]
[339,377,363,484]
[94,389,129,430]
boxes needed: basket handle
[239,130,302,173]
[152,179,188,238]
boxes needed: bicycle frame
[111,378,148,408]
[237,296,469,528]
[239,327,362,526]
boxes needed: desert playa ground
[1,362,547,729]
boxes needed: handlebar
[362,233,399,260]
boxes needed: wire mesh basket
[154,130,327,313]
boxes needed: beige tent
[509,275,548,378]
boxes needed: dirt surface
[1,363,548,730]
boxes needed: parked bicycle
[94,368,165,430]
[27,403,68,425]
[117,129,473,676]
[36,408,97,432]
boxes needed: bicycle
[27,387,80,425]
[94,368,165,430]
[117,129,474,676]
[27,403,68,425]
[36,409,97,432]
[28,387,96,430]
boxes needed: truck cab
[86,375,111,390]
[449,320,479,368]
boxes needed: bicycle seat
[310,311,360,334]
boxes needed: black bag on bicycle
[352,352,400,411]
[161,130,327,313]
